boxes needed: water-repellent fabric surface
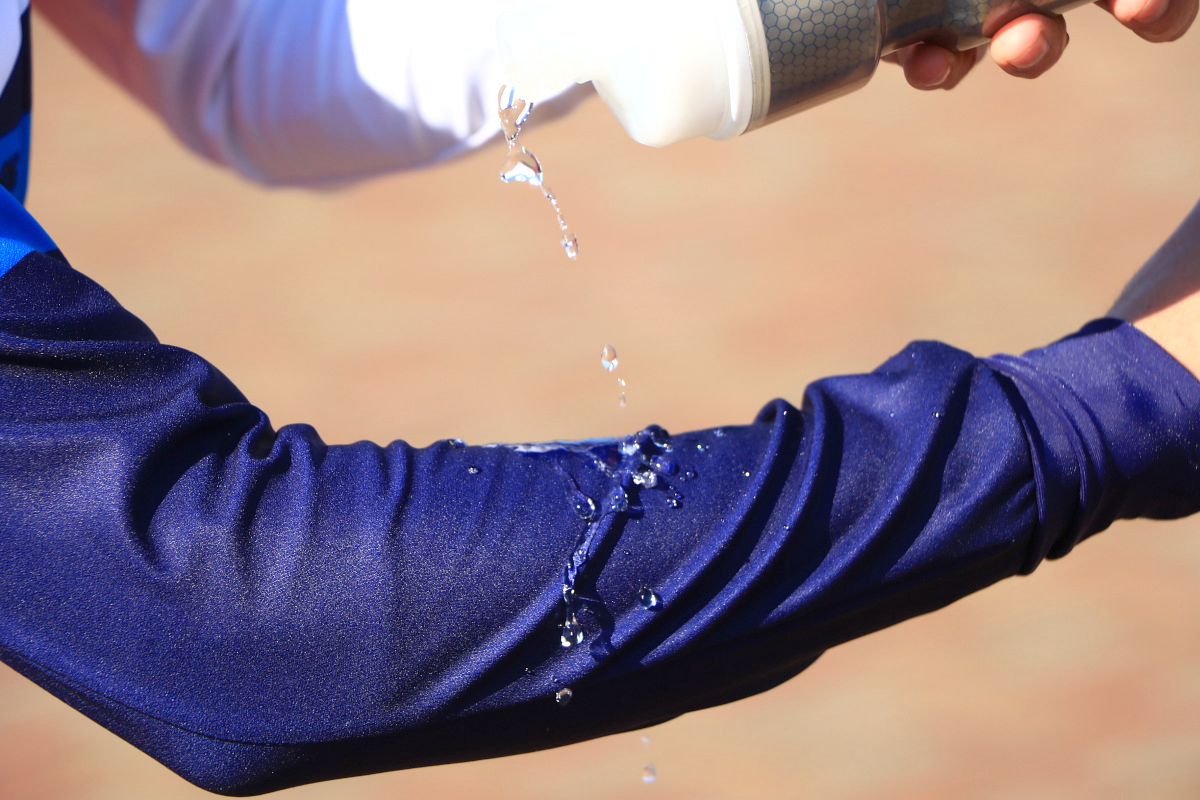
[1,182,1198,793]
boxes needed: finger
[989,14,1070,79]
[1098,0,1198,42]
[892,43,981,90]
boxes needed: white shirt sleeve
[35,0,590,186]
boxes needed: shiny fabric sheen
[1,243,1199,794]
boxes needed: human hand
[889,0,1197,90]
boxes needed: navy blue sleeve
[2,213,1199,793]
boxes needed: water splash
[543,427,679,658]
[498,86,577,261]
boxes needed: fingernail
[1010,33,1050,70]
[921,62,952,89]
[1135,0,1169,22]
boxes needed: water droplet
[648,427,672,451]
[497,85,533,141]
[620,441,639,457]
[562,584,576,604]
[617,378,626,388]
[523,666,533,675]
[554,687,573,705]
[601,345,619,372]
[571,493,597,521]
[641,735,651,745]
[500,146,543,186]
[638,587,661,610]
[684,469,699,480]
[666,492,682,509]
[933,411,943,419]
[642,765,657,783]
[695,442,709,453]
[607,486,629,513]
[468,466,481,475]
[741,470,751,478]
[561,233,579,260]
[651,456,678,476]
[631,466,658,488]
[560,616,584,648]
[447,438,465,448]
[618,392,626,408]
[713,428,726,438]
[498,85,578,261]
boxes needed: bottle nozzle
[497,0,754,148]
[497,1,593,100]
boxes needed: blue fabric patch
[0,112,31,203]
[0,173,57,280]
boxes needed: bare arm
[1110,198,1200,378]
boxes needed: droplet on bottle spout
[497,85,533,142]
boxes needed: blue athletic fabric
[0,6,30,204]
[1,179,1198,793]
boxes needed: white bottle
[497,0,1091,147]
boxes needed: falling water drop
[561,233,579,260]
[618,392,627,408]
[497,85,578,262]
[499,147,543,186]
[601,345,619,372]
[555,687,573,706]
[642,765,657,783]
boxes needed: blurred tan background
[2,10,1199,800]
